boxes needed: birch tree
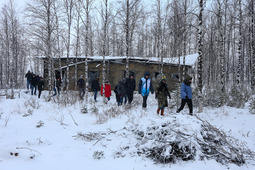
[197,0,204,113]
[63,0,74,91]
[74,5,81,91]
[100,0,109,103]
[76,0,95,111]
[182,0,188,79]
[250,0,255,92]
[26,0,56,98]
[236,0,243,86]
[0,1,26,96]
[53,1,63,83]
[118,0,142,77]
[154,0,164,74]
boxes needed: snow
[0,89,255,170]
[38,53,199,66]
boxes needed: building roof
[39,53,199,67]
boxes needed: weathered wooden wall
[44,58,190,92]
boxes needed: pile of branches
[134,117,254,165]
[134,122,197,164]
[73,116,255,166]
[196,116,251,165]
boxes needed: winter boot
[157,108,160,115]
[160,110,164,116]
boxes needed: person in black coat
[117,78,127,106]
[91,77,100,102]
[77,75,85,100]
[53,78,61,96]
[114,84,120,104]
[25,71,32,90]
[30,74,37,95]
[37,77,44,98]
[126,73,136,104]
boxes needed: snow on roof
[39,53,199,66]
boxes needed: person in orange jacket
[101,80,112,101]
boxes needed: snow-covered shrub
[24,98,41,109]
[95,106,121,124]
[93,151,105,160]
[168,87,180,111]
[36,121,44,128]
[23,109,33,117]
[58,91,78,106]
[249,96,255,114]
[202,85,224,108]
[73,131,105,142]
[226,86,248,108]
[81,106,88,114]
[91,104,99,115]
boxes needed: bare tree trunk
[64,0,74,92]
[182,0,188,79]
[156,0,164,74]
[197,0,204,113]
[102,0,109,103]
[74,11,80,91]
[236,0,242,86]
[75,0,94,111]
[125,0,130,78]
[251,0,255,92]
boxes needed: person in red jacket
[101,80,112,101]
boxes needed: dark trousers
[79,87,85,99]
[38,89,42,98]
[116,94,120,103]
[118,96,127,106]
[127,93,134,103]
[94,90,98,101]
[177,99,193,113]
[53,87,60,96]
[31,85,36,95]
[142,96,148,108]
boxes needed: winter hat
[129,72,134,77]
[185,75,192,81]
[161,75,166,81]
[144,71,150,77]
[106,80,109,83]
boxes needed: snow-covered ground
[0,89,255,170]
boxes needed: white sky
[0,0,27,10]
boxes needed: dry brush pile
[73,115,255,166]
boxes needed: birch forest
[0,0,255,107]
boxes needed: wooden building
[42,54,198,91]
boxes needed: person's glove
[155,95,158,99]
[185,96,189,99]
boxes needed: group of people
[155,74,193,116]
[137,71,193,116]
[26,70,193,115]
[77,71,193,116]
[25,71,45,98]
[114,73,136,106]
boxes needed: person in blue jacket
[138,71,154,108]
[177,75,193,115]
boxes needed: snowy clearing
[0,89,255,170]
